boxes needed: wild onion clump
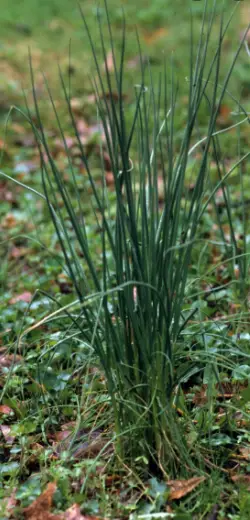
[13,1,249,474]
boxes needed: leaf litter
[22,482,106,520]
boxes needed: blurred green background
[0,0,248,118]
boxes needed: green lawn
[0,1,250,519]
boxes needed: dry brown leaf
[23,482,61,520]
[105,172,114,186]
[0,424,15,445]
[2,489,17,517]
[14,134,35,147]
[0,404,13,415]
[143,28,168,44]
[231,474,250,489]
[53,430,72,442]
[54,137,75,152]
[11,123,27,134]
[0,183,16,203]
[63,504,89,520]
[1,213,18,229]
[239,447,250,461]
[9,246,32,259]
[0,353,23,370]
[192,386,208,406]
[167,476,206,500]
[76,119,89,135]
[9,291,32,304]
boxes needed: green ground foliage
[0,1,250,519]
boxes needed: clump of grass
[9,0,250,475]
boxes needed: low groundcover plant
[2,0,250,478]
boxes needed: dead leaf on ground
[0,353,23,370]
[167,476,206,500]
[2,489,17,517]
[69,97,85,114]
[52,430,72,442]
[0,404,14,415]
[0,425,15,445]
[238,447,250,461]
[14,133,35,147]
[143,28,168,44]
[23,485,103,520]
[231,474,250,489]
[9,246,32,260]
[1,213,18,229]
[76,119,89,134]
[105,172,114,186]
[192,385,208,406]
[9,291,33,304]
[0,183,17,204]
[23,482,61,520]
[216,103,232,129]
[63,503,95,520]
[0,138,6,151]
[54,137,75,152]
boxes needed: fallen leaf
[105,474,121,487]
[63,503,104,520]
[28,443,45,466]
[76,119,89,134]
[192,385,208,406]
[0,425,15,445]
[57,273,73,294]
[61,421,76,431]
[231,474,250,490]
[9,291,33,304]
[23,482,61,520]
[1,213,18,229]
[0,404,14,415]
[0,353,23,370]
[54,137,75,152]
[9,246,32,259]
[238,447,250,461]
[216,103,232,129]
[70,97,85,113]
[53,430,72,442]
[63,504,87,520]
[105,172,114,186]
[2,489,17,517]
[167,476,206,500]
[143,27,168,44]
[0,183,17,204]
[14,133,35,147]
[11,123,27,134]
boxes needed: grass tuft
[4,0,250,477]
